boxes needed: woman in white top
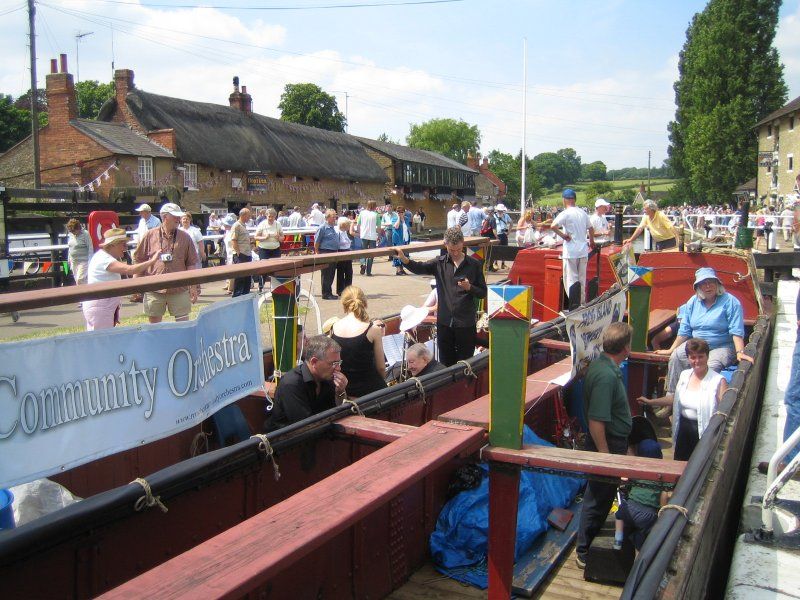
[254,208,283,292]
[639,337,727,460]
[66,218,93,285]
[82,228,158,331]
[335,217,354,296]
[180,212,206,269]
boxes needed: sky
[1,0,799,170]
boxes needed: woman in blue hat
[651,267,751,404]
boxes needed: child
[614,439,669,551]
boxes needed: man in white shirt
[287,206,303,228]
[458,200,472,236]
[357,200,379,276]
[550,188,595,307]
[589,198,612,244]
[307,203,325,227]
[447,203,461,229]
[135,203,161,243]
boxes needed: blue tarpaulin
[429,426,583,588]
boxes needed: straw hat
[399,305,429,332]
[100,228,128,248]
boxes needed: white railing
[761,424,800,535]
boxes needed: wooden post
[486,285,532,599]
[627,266,653,352]
[270,275,299,380]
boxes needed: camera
[160,253,173,263]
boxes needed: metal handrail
[761,424,800,535]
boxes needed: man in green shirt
[576,322,633,568]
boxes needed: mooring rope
[342,398,365,416]
[658,504,689,519]
[407,376,426,405]
[456,360,477,379]
[251,434,281,481]
[131,477,168,513]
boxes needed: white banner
[565,289,627,379]
[0,296,264,488]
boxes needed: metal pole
[28,0,41,189]
[520,38,527,215]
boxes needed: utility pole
[75,31,93,83]
[28,0,41,188]
[647,150,651,194]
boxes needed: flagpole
[520,38,527,215]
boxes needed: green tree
[485,149,544,209]
[530,152,570,188]
[0,94,32,152]
[14,88,47,113]
[580,160,607,181]
[668,0,786,203]
[278,83,346,132]
[376,132,399,144]
[556,147,581,183]
[406,118,480,163]
[76,80,115,119]
[582,181,615,205]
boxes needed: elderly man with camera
[133,202,199,323]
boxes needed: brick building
[0,57,388,212]
[467,154,507,204]
[755,94,800,203]
[355,137,478,228]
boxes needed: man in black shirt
[264,335,349,432]
[394,227,487,366]
[406,343,445,377]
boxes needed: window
[184,163,198,189]
[788,154,794,172]
[790,116,795,131]
[138,157,153,186]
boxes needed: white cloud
[776,2,800,96]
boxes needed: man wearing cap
[135,203,161,244]
[590,198,612,244]
[133,203,199,323]
[308,203,325,227]
[394,227,487,366]
[550,188,595,306]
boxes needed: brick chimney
[45,54,78,127]
[466,152,479,170]
[229,76,252,114]
[112,68,138,127]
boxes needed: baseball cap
[495,204,507,212]
[594,198,611,208]
[562,188,576,200]
[160,202,186,217]
[135,203,152,212]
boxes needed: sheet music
[383,333,406,366]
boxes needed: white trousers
[563,256,588,305]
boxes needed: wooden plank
[482,445,684,483]
[439,358,571,428]
[332,416,418,443]
[535,338,669,364]
[99,420,485,600]
[511,499,580,597]
[647,308,676,335]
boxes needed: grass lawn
[537,178,677,206]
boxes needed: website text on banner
[0,296,264,488]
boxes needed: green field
[537,178,677,206]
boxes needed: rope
[407,376,426,405]
[131,477,168,513]
[189,430,210,457]
[712,410,729,420]
[342,398,365,416]
[456,360,477,379]
[478,443,490,461]
[251,434,281,481]
[658,503,689,519]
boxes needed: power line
[60,0,466,10]
[41,1,674,112]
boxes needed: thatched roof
[355,137,478,172]
[98,91,387,183]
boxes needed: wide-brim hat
[100,228,128,248]
[399,305,429,332]
[495,203,507,212]
[693,267,722,288]
[222,214,237,227]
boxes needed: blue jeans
[784,332,800,461]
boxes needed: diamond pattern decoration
[487,285,532,321]
[628,265,654,287]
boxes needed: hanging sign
[0,296,264,488]
[565,288,627,379]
